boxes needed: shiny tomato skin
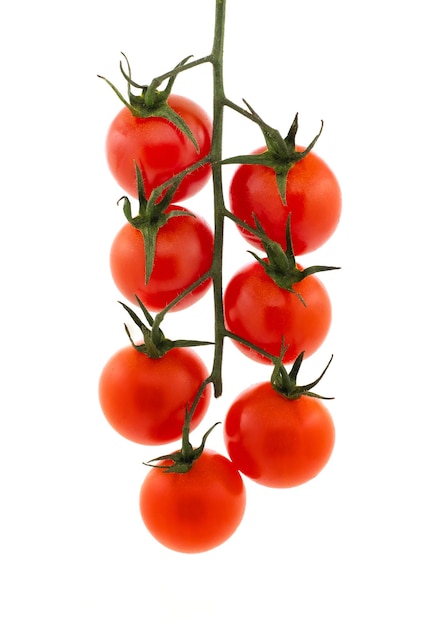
[229,146,341,256]
[139,449,246,553]
[106,95,212,201]
[224,382,335,488]
[98,346,211,446]
[110,207,214,312]
[224,261,332,364]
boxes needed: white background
[1,1,431,624]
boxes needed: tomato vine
[98,0,341,553]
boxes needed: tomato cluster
[98,50,341,554]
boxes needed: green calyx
[120,297,213,359]
[144,420,220,474]
[249,216,340,305]
[222,104,323,204]
[119,163,194,283]
[98,53,200,151]
[271,350,334,401]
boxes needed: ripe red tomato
[106,94,212,201]
[223,260,332,364]
[229,146,341,255]
[110,207,214,312]
[224,382,335,488]
[139,449,246,553]
[98,346,211,446]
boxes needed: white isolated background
[1,1,431,624]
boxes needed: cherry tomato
[229,146,341,255]
[223,260,332,364]
[110,207,214,312]
[139,449,246,553]
[224,382,335,488]
[106,95,212,201]
[98,346,211,446]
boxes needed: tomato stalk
[147,56,213,94]
[208,0,227,398]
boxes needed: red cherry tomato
[224,260,332,364]
[106,94,212,201]
[229,146,341,255]
[224,382,335,488]
[139,449,246,553]
[109,207,214,312]
[98,346,211,446]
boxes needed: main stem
[209,0,227,398]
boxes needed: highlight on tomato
[139,448,246,553]
[224,352,335,488]
[110,206,214,312]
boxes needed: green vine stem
[208,0,227,398]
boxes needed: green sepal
[119,163,194,283]
[143,422,220,474]
[119,297,213,359]
[221,102,323,205]
[98,53,200,151]
[271,350,334,401]
[249,215,340,305]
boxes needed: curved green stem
[223,96,262,124]
[148,55,213,93]
[222,207,276,246]
[147,155,212,205]
[152,269,213,329]
[224,330,277,363]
